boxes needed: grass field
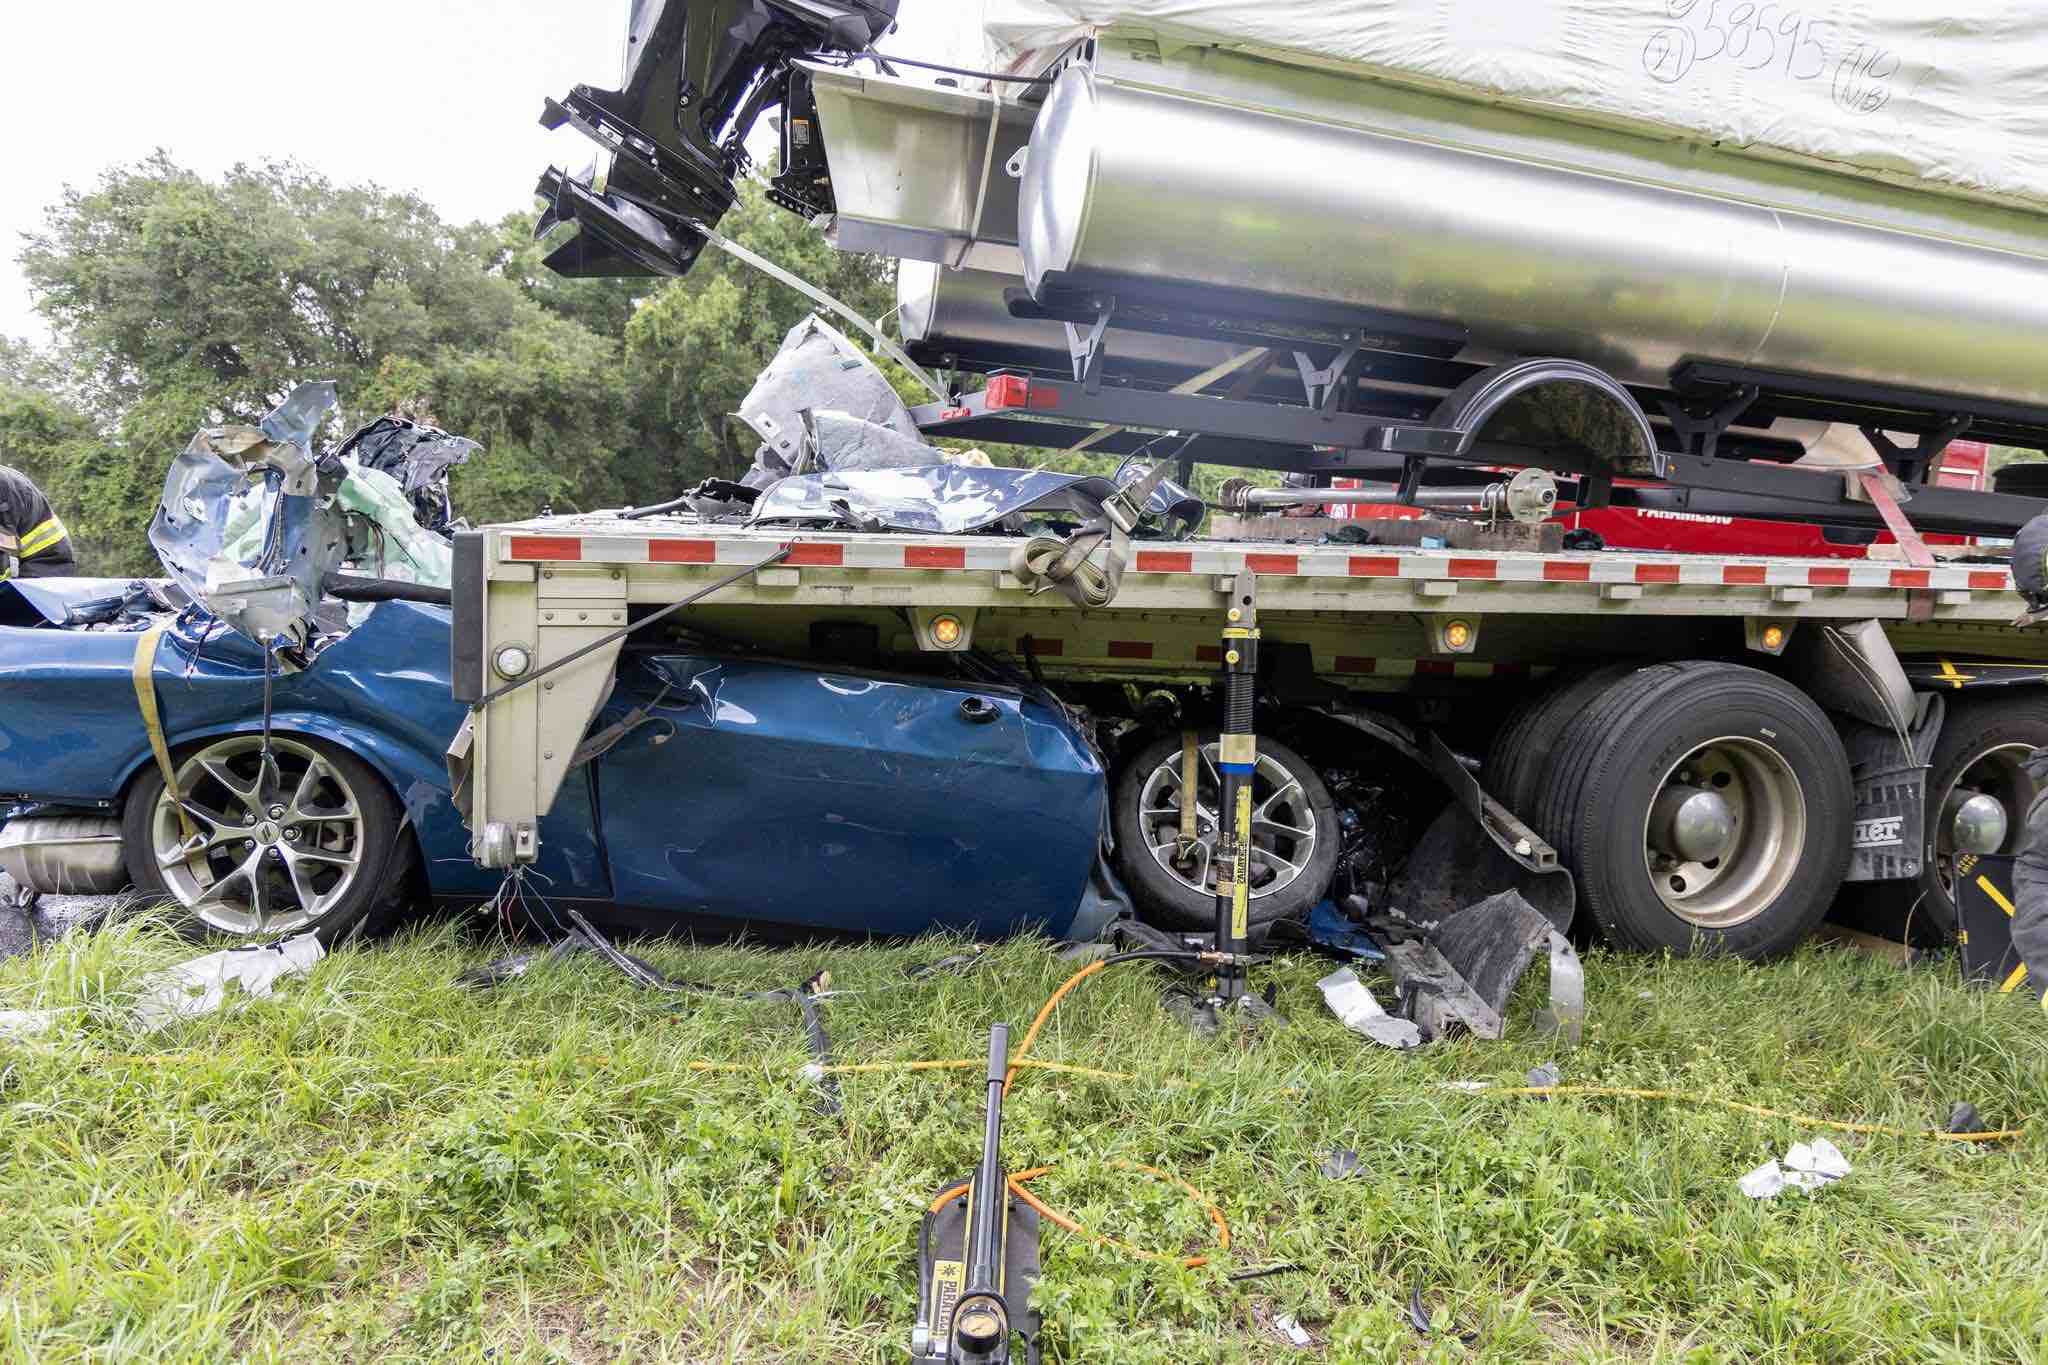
[1,909,2044,1363]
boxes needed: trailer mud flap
[1841,698,1939,883]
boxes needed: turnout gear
[0,465,74,579]
[2012,511,2048,627]
[2009,749,2048,1008]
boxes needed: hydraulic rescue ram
[914,1024,1040,1364]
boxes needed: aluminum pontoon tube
[898,260,1242,377]
[1018,65,2048,407]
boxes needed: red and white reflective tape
[498,530,2014,595]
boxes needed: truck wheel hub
[1950,792,2008,856]
[1650,786,1735,862]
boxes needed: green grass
[1,911,2045,1363]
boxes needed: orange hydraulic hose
[1003,958,1107,1096]
[926,1161,1230,1269]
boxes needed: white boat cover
[983,1,2048,213]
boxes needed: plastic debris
[132,933,325,1030]
[1319,1148,1362,1180]
[1307,899,1386,961]
[1527,1062,1562,1088]
[1738,1137,1851,1198]
[1947,1101,1986,1135]
[0,1008,61,1040]
[1272,1314,1313,1348]
[1317,967,1421,1049]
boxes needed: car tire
[1920,694,2048,931]
[124,734,406,945]
[1111,730,1339,932]
[1485,664,1633,818]
[1528,662,1852,960]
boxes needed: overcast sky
[0,0,989,345]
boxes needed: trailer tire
[1486,665,1633,817]
[1530,662,1852,960]
[1920,693,2048,930]
[1112,731,1339,932]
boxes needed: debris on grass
[1739,1137,1852,1198]
[1316,966,1420,1048]
[133,932,324,1029]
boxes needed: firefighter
[2005,512,2048,1003]
[0,465,75,579]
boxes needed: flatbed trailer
[453,512,2046,962]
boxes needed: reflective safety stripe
[18,515,66,558]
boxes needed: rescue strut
[1164,569,1286,1033]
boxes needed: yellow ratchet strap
[133,620,195,841]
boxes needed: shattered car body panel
[596,653,1107,938]
[150,382,468,652]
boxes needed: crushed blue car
[0,384,1117,945]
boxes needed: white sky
[0,0,988,346]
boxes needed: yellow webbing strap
[133,621,195,841]
[1179,729,1200,851]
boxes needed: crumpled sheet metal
[150,381,343,645]
[750,458,1203,537]
[0,576,185,630]
[751,463,1121,534]
[739,314,919,484]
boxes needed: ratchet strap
[1007,454,1181,609]
[133,621,195,841]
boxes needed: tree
[619,185,899,490]
[0,379,164,575]
[19,155,641,538]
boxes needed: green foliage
[8,156,929,571]
[621,187,896,487]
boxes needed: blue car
[0,577,1111,944]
